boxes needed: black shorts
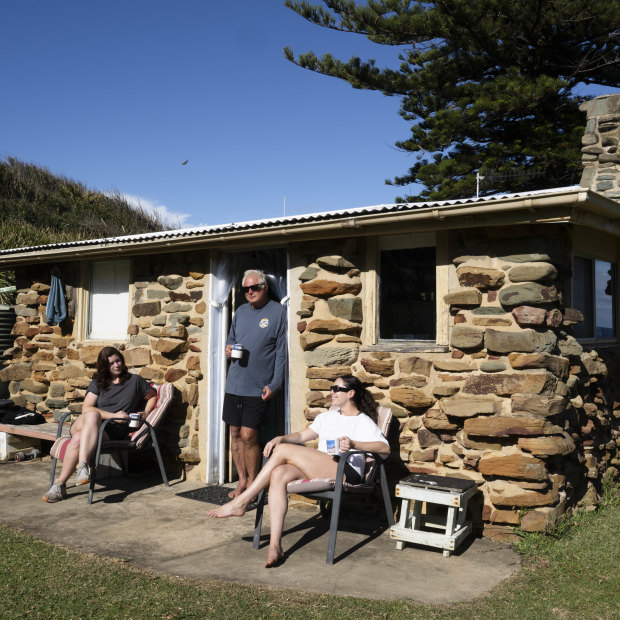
[222,393,267,430]
[104,421,131,441]
[333,455,363,485]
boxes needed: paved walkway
[0,458,520,603]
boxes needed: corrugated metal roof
[0,185,584,256]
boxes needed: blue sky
[2,2,617,230]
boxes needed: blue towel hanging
[46,266,67,326]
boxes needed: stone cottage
[0,94,618,537]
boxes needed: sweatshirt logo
[259,318,269,328]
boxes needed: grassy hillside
[0,156,168,251]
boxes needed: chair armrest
[56,411,73,438]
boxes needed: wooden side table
[390,474,478,557]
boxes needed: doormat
[176,485,261,511]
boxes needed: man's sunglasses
[330,385,350,393]
[241,284,265,294]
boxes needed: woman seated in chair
[42,346,156,503]
[206,374,389,567]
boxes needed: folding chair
[49,382,176,503]
[253,405,395,564]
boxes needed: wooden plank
[0,422,68,441]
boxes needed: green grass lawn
[1,488,618,619]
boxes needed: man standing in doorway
[223,269,287,498]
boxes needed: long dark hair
[338,374,378,423]
[94,346,129,390]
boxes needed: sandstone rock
[462,371,555,396]
[557,334,583,356]
[16,291,39,305]
[0,362,32,381]
[499,283,558,308]
[147,289,169,300]
[45,398,69,410]
[519,505,564,532]
[417,427,441,448]
[298,266,319,282]
[55,364,88,380]
[440,397,501,417]
[327,296,362,322]
[484,328,556,354]
[563,307,584,325]
[432,384,460,397]
[164,368,187,383]
[163,302,192,313]
[360,357,395,376]
[19,379,47,394]
[407,447,437,462]
[389,386,435,410]
[152,353,178,367]
[304,347,359,367]
[482,506,521,525]
[195,301,206,314]
[132,301,161,317]
[317,255,356,272]
[473,317,513,327]
[456,429,502,451]
[67,377,91,389]
[443,288,482,306]
[456,266,504,290]
[498,253,551,263]
[399,356,432,376]
[300,279,362,297]
[169,291,191,302]
[464,414,561,436]
[423,409,458,431]
[580,351,607,376]
[130,334,150,346]
[546,308,563,328]
[479,451,547,480]
[300,332,334,351]
[479,360,507,373]
[307,317,361,334]
[164,325,187,339]
[308,378,332,390]
[488,479,558,507]
[334,335,361,344]
[518,433,576,456]
[472,306,506,315]
[433,360,476,372]
[14,305,38,317]
[157,275,183,290]
[153,338,188,356]
[297,295,317,318]
[139,366,165,382]
[306,391,330,407]
[32,283,51,293]
[508,263,557,283]
[124,347,152,367]
[510,394,567,417]
[508,352,569,379]
[306,365,352,379]
[512,305,547,326]
[390,375,428,388]
[450,326,484,349]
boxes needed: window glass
[573,256,615,340]
[88,260,130,340]
[379,247,436,340]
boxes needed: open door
[206,248,288,484]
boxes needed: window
[378,234,436,341]
[88,260,130,340]
[573,256,616,340]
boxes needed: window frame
[572,252,617,344]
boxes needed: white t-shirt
[309,408,389,478]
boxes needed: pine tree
[285,0,620,200]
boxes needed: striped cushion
[129,383,175,449]
[50,436,71,461]
[287,478,335,493]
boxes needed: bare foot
[265,545,284,568]
[227,482,246,499]
[206,500,247,518]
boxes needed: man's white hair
[242,269,266,285]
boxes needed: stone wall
[580,94,620,200]
[0,252,208,472]
[296,229,619,537]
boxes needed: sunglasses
[241,284,265,294]
[330,385,350,393]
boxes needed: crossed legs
[228,425,261,498]
[206,443,338,566]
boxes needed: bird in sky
[181,160,188,165]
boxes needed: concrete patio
[0,457,520,603]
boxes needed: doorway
[206,247,288,484]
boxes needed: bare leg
[264,464,304,567]
[240,426,260,498]
[228,426,247,498]
[55,433,82,485]
[206,443,337,518]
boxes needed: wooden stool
[390,473,477,557]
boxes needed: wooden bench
[0,421,70,461]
